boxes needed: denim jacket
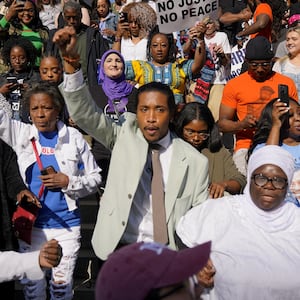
[98,12,118,47]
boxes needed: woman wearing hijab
[91,49,137,119]
[176,145,300,299]
[89,49,137,190]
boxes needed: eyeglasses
[20,8,35,14]
[251,173,287,190]
[248,61,272,69]
[183,128,210,139]
[10,56,27,63]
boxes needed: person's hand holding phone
[5,76,19,92]
[115,14,129,40]
[278,84,290,129]
[271,99,290,128]
[0,82,17,94]
[5,0,26,22]
[39,166,69,189]
[119,12,128,23]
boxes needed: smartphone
[41,166,56,175]
[7,76,18,84]
[278,84,289,106]
[278,84,290,129]
[16,0,25,7]
[119,12,128,23]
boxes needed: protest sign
[156,0,219,33]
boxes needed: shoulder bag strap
[31,138,45,199]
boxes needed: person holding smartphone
[112,1,157,61]
[248,96,300,207]
[218,36,298,177]
[0,36,40,122]
[0,0,49,66]
[0,81,102,300]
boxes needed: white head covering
[243,145,296,232]
[247,145,294,186]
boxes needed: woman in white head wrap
[176,145,300,300]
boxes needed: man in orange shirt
[236,0,273,41]
[218,36,298,176]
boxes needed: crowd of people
[0,0,300,299]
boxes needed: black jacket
[0,140,28,251]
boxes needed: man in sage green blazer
[61,82,209,260]
[57,27,209,260]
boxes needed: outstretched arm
[219,7,252,25]
[54,26,120,149]
[52,26,80,74]
[190,22,206,75]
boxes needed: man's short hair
[63,0,82,16]
[136,82,176,115]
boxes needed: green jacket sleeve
[0,16,9,29]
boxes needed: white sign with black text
[156,0,219,33]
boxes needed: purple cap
[95,241,211,300]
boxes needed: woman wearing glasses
[174,102,246,199]
[0,0,48,66]
[177,145,300,299]
[0,36,40,122]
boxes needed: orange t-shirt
[221,71,298,151]
[250,3,273,41]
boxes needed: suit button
[128,194,132,199]
[122,221,125,226]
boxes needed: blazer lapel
[165,138,188,222]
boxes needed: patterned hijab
[97,50,133,113]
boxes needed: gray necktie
[151,144,168,244]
